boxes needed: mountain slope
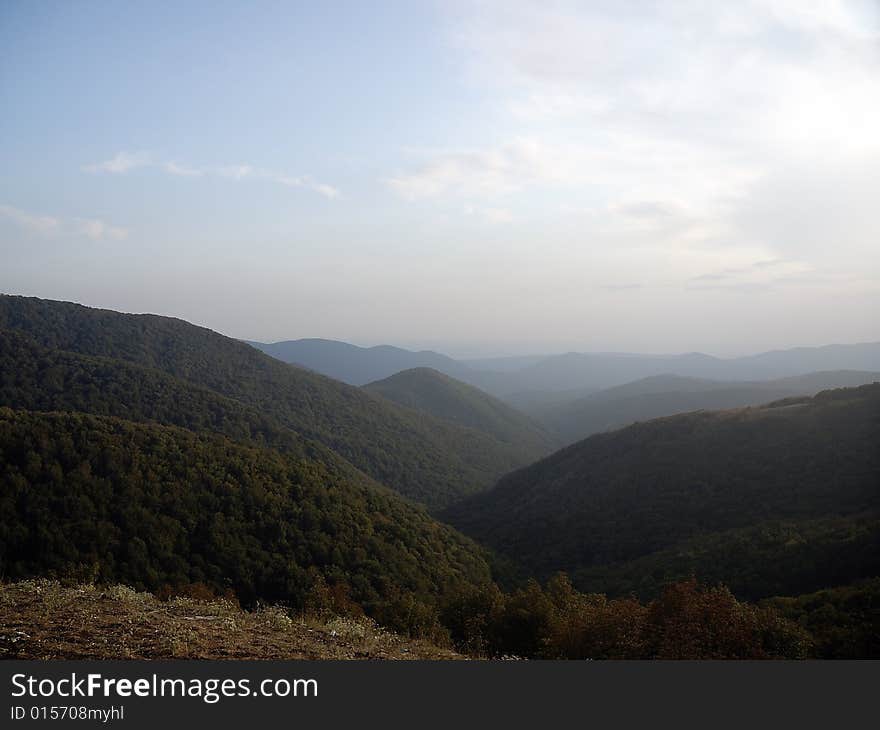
[364,367,557,460]
[443,385,880,599]
[0,296,529,510]
[0,328,370,473]
[250,338,470,385]
[531,371,880,444]
[0,409,492,613]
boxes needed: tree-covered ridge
[762,578,880,659]
[364,367,557,459]
[0,295,531,510]
[444,385,880,595]
[572,514,880,601]
[0,328,367,476]
[0,408,492,617]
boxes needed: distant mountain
[530,371,880,444]
[731,343,880,379]
[482,343,880,397]
[443,384,880,600]
[249,338,470,386]
[246,335,880,402]
[363,368,558,460]
[459,355,549,372]
[0,295,530,510]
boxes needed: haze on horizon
[2,1,879,359]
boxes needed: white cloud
[74,218,128,241]
[386,137,575,200]
[275,174,340,199]
[389,0,880,286]
[1,204,127,240]
[85,152,338,198]
[688,258,811,287]
[0,204,61,235]
[216,164,256,180]
[457,0,880,157]
[83,151,151,174]
[483,207,514,224]
[463,205,515,224]
[163,161,203,177]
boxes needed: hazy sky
[2,1,879,357]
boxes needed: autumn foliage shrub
[441,575,811,659]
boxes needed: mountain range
[248,338,470,386]
[526,371,880,444]
[0,295,545,510]
[2,293,879,658]
[250,336,880,400]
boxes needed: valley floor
[0,580,461,661]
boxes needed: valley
[1,295,878,659]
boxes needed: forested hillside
[0,296,532,509]
[0,328,369,472]
[444,385,880,600]
[364,367,557,460]
[0,409,492,617]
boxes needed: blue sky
[2,1,879,356]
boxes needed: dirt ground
[0,580,462,660]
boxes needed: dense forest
[0,328,365,467]
[763,578,880,659]
[573,514,880,601]
[444,385,880,601]
[0,295,541,510]
[0,409,492,618]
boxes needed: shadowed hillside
[443,384,880,600]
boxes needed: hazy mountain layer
[529,371,880,444]
[476,344,880,398]
[245,333,880,400]
[364,367,558,460]
[250,338,470,385]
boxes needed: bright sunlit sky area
[1,0,879,357]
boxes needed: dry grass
[0,580,462,660]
